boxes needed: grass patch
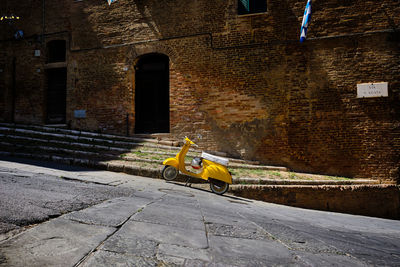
[230,168,353,181]
[230,169,238,176]
[132,151,148,157]
[325,175,352,181]
[231,168,273,178]
[151,155,164,161]
[268,171,282,177]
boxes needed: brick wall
[0,0,399,182]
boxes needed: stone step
[0,123,181,147]
[0,132,184,154]
[0,140,287,171]
[0,134,130,153]
[0,124,271,167]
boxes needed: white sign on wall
[357,82,388,98]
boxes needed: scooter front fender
[163,158,179,169]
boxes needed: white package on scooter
[201,152,229,166]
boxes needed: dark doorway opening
[46,68,67,124]
[135,54,170,133]
[47,40,66,63]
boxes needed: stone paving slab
[0,218,114,267]
[81,250,159,267]
[208,235,294,266]
[158,244,211,262]
[157,191,200,208]
[293,251,366,266]
[64,197,152,227]
[132,202,205,230]
[205,221,271,240]
[121,220,208,249]
[100,235,159,257]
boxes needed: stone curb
[232,177,379,185]
[229,184,400,219]
[0,151,380,186]
[229,184,395,191]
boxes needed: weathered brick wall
[0,48,10,120]
[68,46,134,133]
[0,42,45,124]
[0,0,399,182]
[0,0,69,124]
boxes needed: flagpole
[300,0,312,43]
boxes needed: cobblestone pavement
[0,158,399,266]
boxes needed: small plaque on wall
[74,110,86,118]
[357,82,388,98]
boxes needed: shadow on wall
[68,1,136,135]
[4,0,395,180]
[130,0,392,179]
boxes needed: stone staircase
[0,123,376,186]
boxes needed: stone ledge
[232,177,379,185]
[230,184,400,220]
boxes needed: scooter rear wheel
[162,165,178,181]
[209,179,229,195]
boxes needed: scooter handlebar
[184,136,199,147]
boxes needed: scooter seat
[201,152,229,166]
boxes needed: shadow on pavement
[166,181,253,203]
[0,155,98,173]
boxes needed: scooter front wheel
[162,165,178,181]
[209,179,229,195]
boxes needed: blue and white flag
[107,0,117,5]
[239,0,250,12]
[300,0,312,43]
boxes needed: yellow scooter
[162,137,232,195]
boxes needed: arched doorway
[135,54,170,133]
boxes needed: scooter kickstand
[185,177,192,187]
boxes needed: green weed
[132,151,147,157]
[268,171,282,177]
